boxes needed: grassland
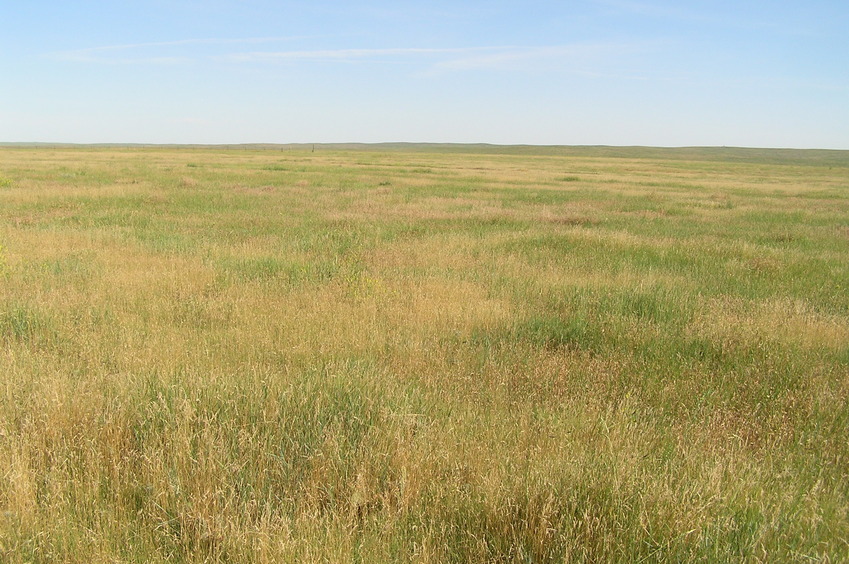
[0,145,847,562]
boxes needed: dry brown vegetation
[0,145,847,562]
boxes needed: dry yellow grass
[0,145,847,561]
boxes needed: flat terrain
[0,145,847,562]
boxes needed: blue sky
[2,1,848,148]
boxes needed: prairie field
[0,145,847,562]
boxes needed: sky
[1,0,848,148]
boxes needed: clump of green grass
[0,303,53,344]
[215,255,339,286]
[512,314,596,351]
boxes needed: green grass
[0,145,847,562]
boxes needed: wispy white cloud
[52,38,654,76]
[223,42,655,76]
[222,46,502,64]
[56,54,193,65]
[592,0,697,19]
[429,43,643,73]
[52,36,315,64]
[591,0,826,37]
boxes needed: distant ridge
[1,142,847,166]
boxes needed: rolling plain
[0,145,847,562]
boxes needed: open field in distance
[0,145,847,562]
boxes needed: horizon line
[2,141,848,153]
